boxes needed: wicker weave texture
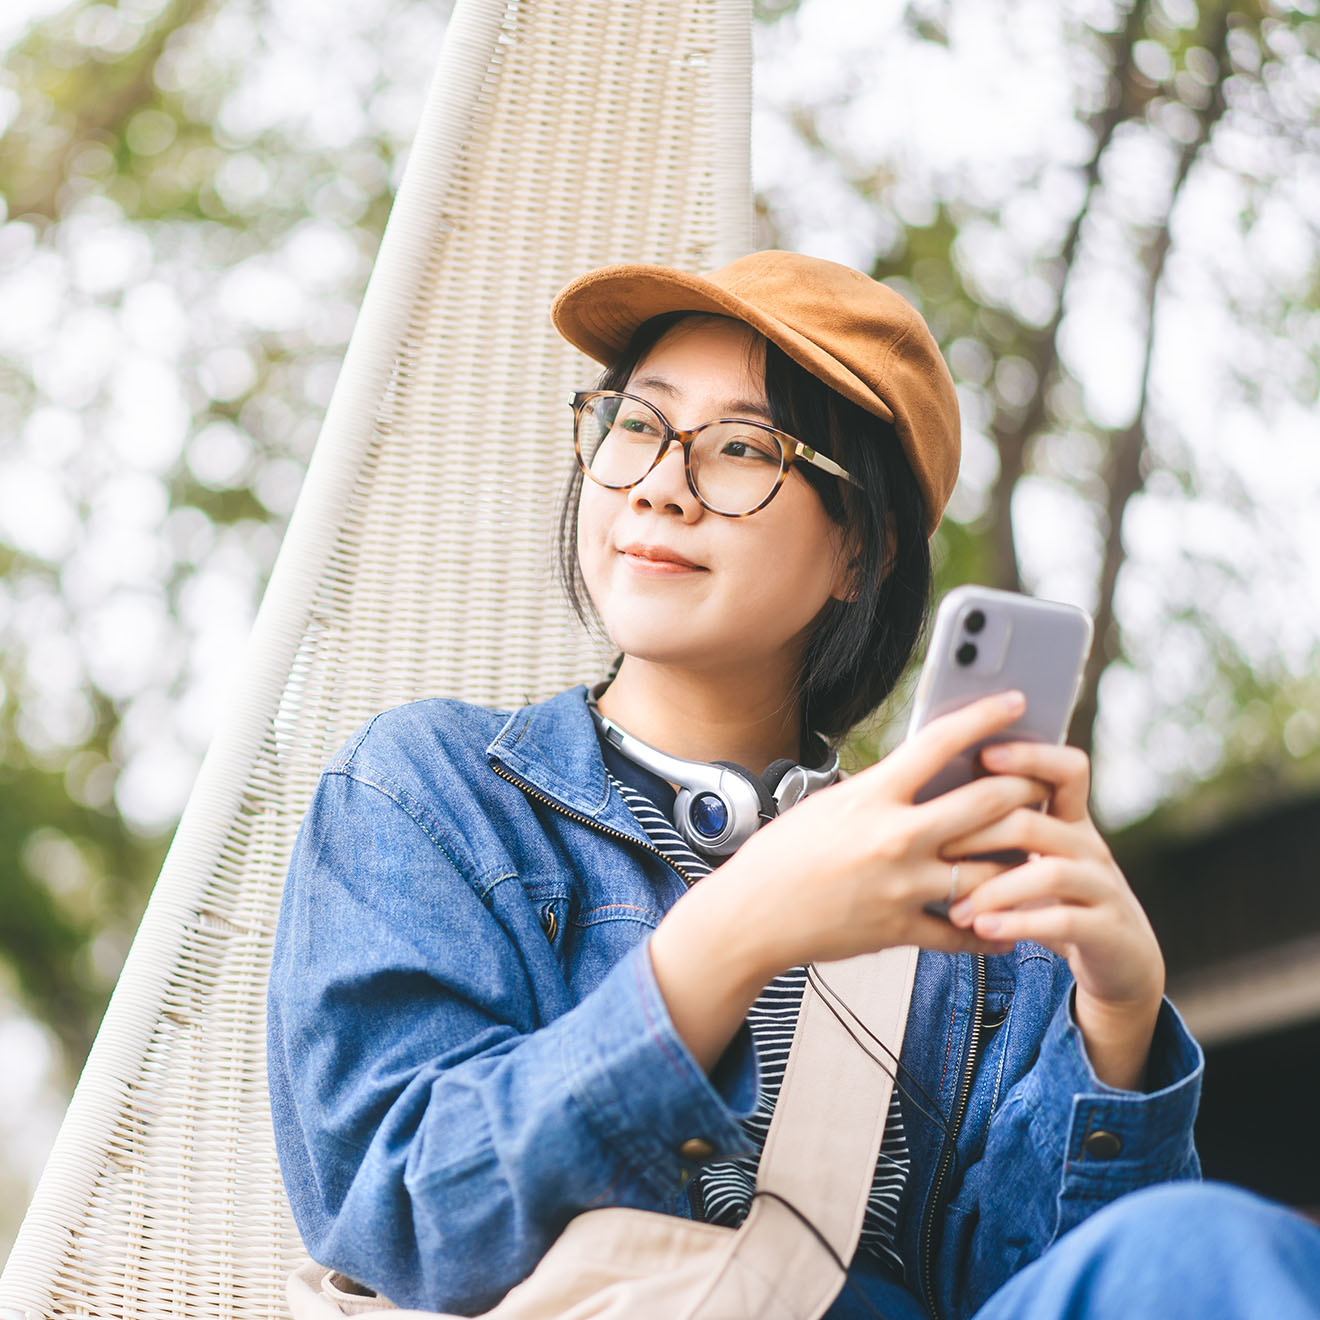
[0,1,752,1316]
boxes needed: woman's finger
[941,804,1101,864]
[965,897,1101,948]
[906,911,1017,958]
[946,855,1107,927]
[918,771,1052,842]
[917,856,1012,908]
[878,691,1027,801]
[978,741,1091,821]
[942,856,1011,894]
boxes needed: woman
[268,251,1319,1319]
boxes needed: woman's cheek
[575,490,612,607]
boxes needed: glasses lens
[576,394,667,488]
[689,422,786,515]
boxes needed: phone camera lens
[956,642,978,667]
[965,609,986,635]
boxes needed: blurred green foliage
[0,0,448,1080]
[0,660,164,1073]
[782,0,1320,794]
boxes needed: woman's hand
[941,741,1165,1091]
[734,690,1052,967]
[650,692,1049,1071]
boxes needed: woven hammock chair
[0,1,752,1314]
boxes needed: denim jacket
[267,686,1203,1320]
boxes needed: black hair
[556,312,933,741]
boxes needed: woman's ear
[829,515,896,603]
[829,528,864,603]
[831,552,863,604]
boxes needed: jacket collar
[486,684,617,819]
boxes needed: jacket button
[539,907,558,943]
[679,1138,716,1163]
[1082,1129,1123,1160]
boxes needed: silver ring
[948,862,961,907]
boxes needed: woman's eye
[720,432,779,462]
[618,414,660,436]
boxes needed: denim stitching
[325,712,388,771]
[325,767,496,896]
[633,953,692,1086]
[936,979,960,1095]
[573,902,666,928]
[989,1001,1013,1115]
[558,973,673,1199]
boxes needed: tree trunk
[1070,4,1234,757]
[983,0,1150,591]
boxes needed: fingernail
[976,914,1002,936]
[1001,691,1025,712]
[949,899,972,924]
[981,744,1010,765]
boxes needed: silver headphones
[587,689,839,857]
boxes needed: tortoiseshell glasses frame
[570,389,861,519]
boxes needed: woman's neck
[594,656,806,772]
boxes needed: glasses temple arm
[793,442,862,489]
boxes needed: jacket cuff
[558,941,758,1200]
[1030,991,1203,1236]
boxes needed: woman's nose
[627,440,701,520]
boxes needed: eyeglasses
[570,390,860,518]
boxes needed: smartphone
[907,586,1093,911]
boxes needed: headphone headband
[587,689,838,857]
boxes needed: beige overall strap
[690,945,920,1320]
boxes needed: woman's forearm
[647,863,785,1073]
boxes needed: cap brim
[550,264,896,426]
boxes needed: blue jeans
[827,1183,1320,1320]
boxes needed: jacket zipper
[489,762,697,888]
[918,952,986,1320]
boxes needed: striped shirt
[605,771,910,1275]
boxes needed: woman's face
[576,316,852,684]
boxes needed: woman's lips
[618,543,705,574]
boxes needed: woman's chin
[596,608,718,664]
[601,629,706,669]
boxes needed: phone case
[906,585,1094,805]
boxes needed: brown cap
[551,249,960,532]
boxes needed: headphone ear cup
[712,760,778,821]
[761,758,800,795]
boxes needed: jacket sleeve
[267,767,758,1315]
[939,951,1203,1320]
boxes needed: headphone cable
[728,962,963,1320]
[804,963,961,1188]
